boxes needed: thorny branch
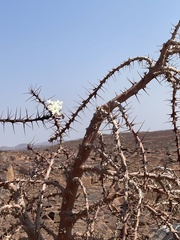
[0,21,180,239]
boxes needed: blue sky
[0,1,180,147]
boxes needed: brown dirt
[0,129,179,239]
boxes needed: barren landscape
[0,129,179,239]
[1,20,180,240]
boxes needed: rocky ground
[0,129,179,239]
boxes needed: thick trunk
[57,114,102,239]
[20,212,45,240]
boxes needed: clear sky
[0,1,180,147]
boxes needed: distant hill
[0,142,51,151]
[0,129,175,151]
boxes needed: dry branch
[0,21,180,240]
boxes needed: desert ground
[0,129,179,239]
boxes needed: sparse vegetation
[0,21,180,239]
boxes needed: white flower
[46,99,63,116]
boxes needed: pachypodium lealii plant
[0,22,180,240]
